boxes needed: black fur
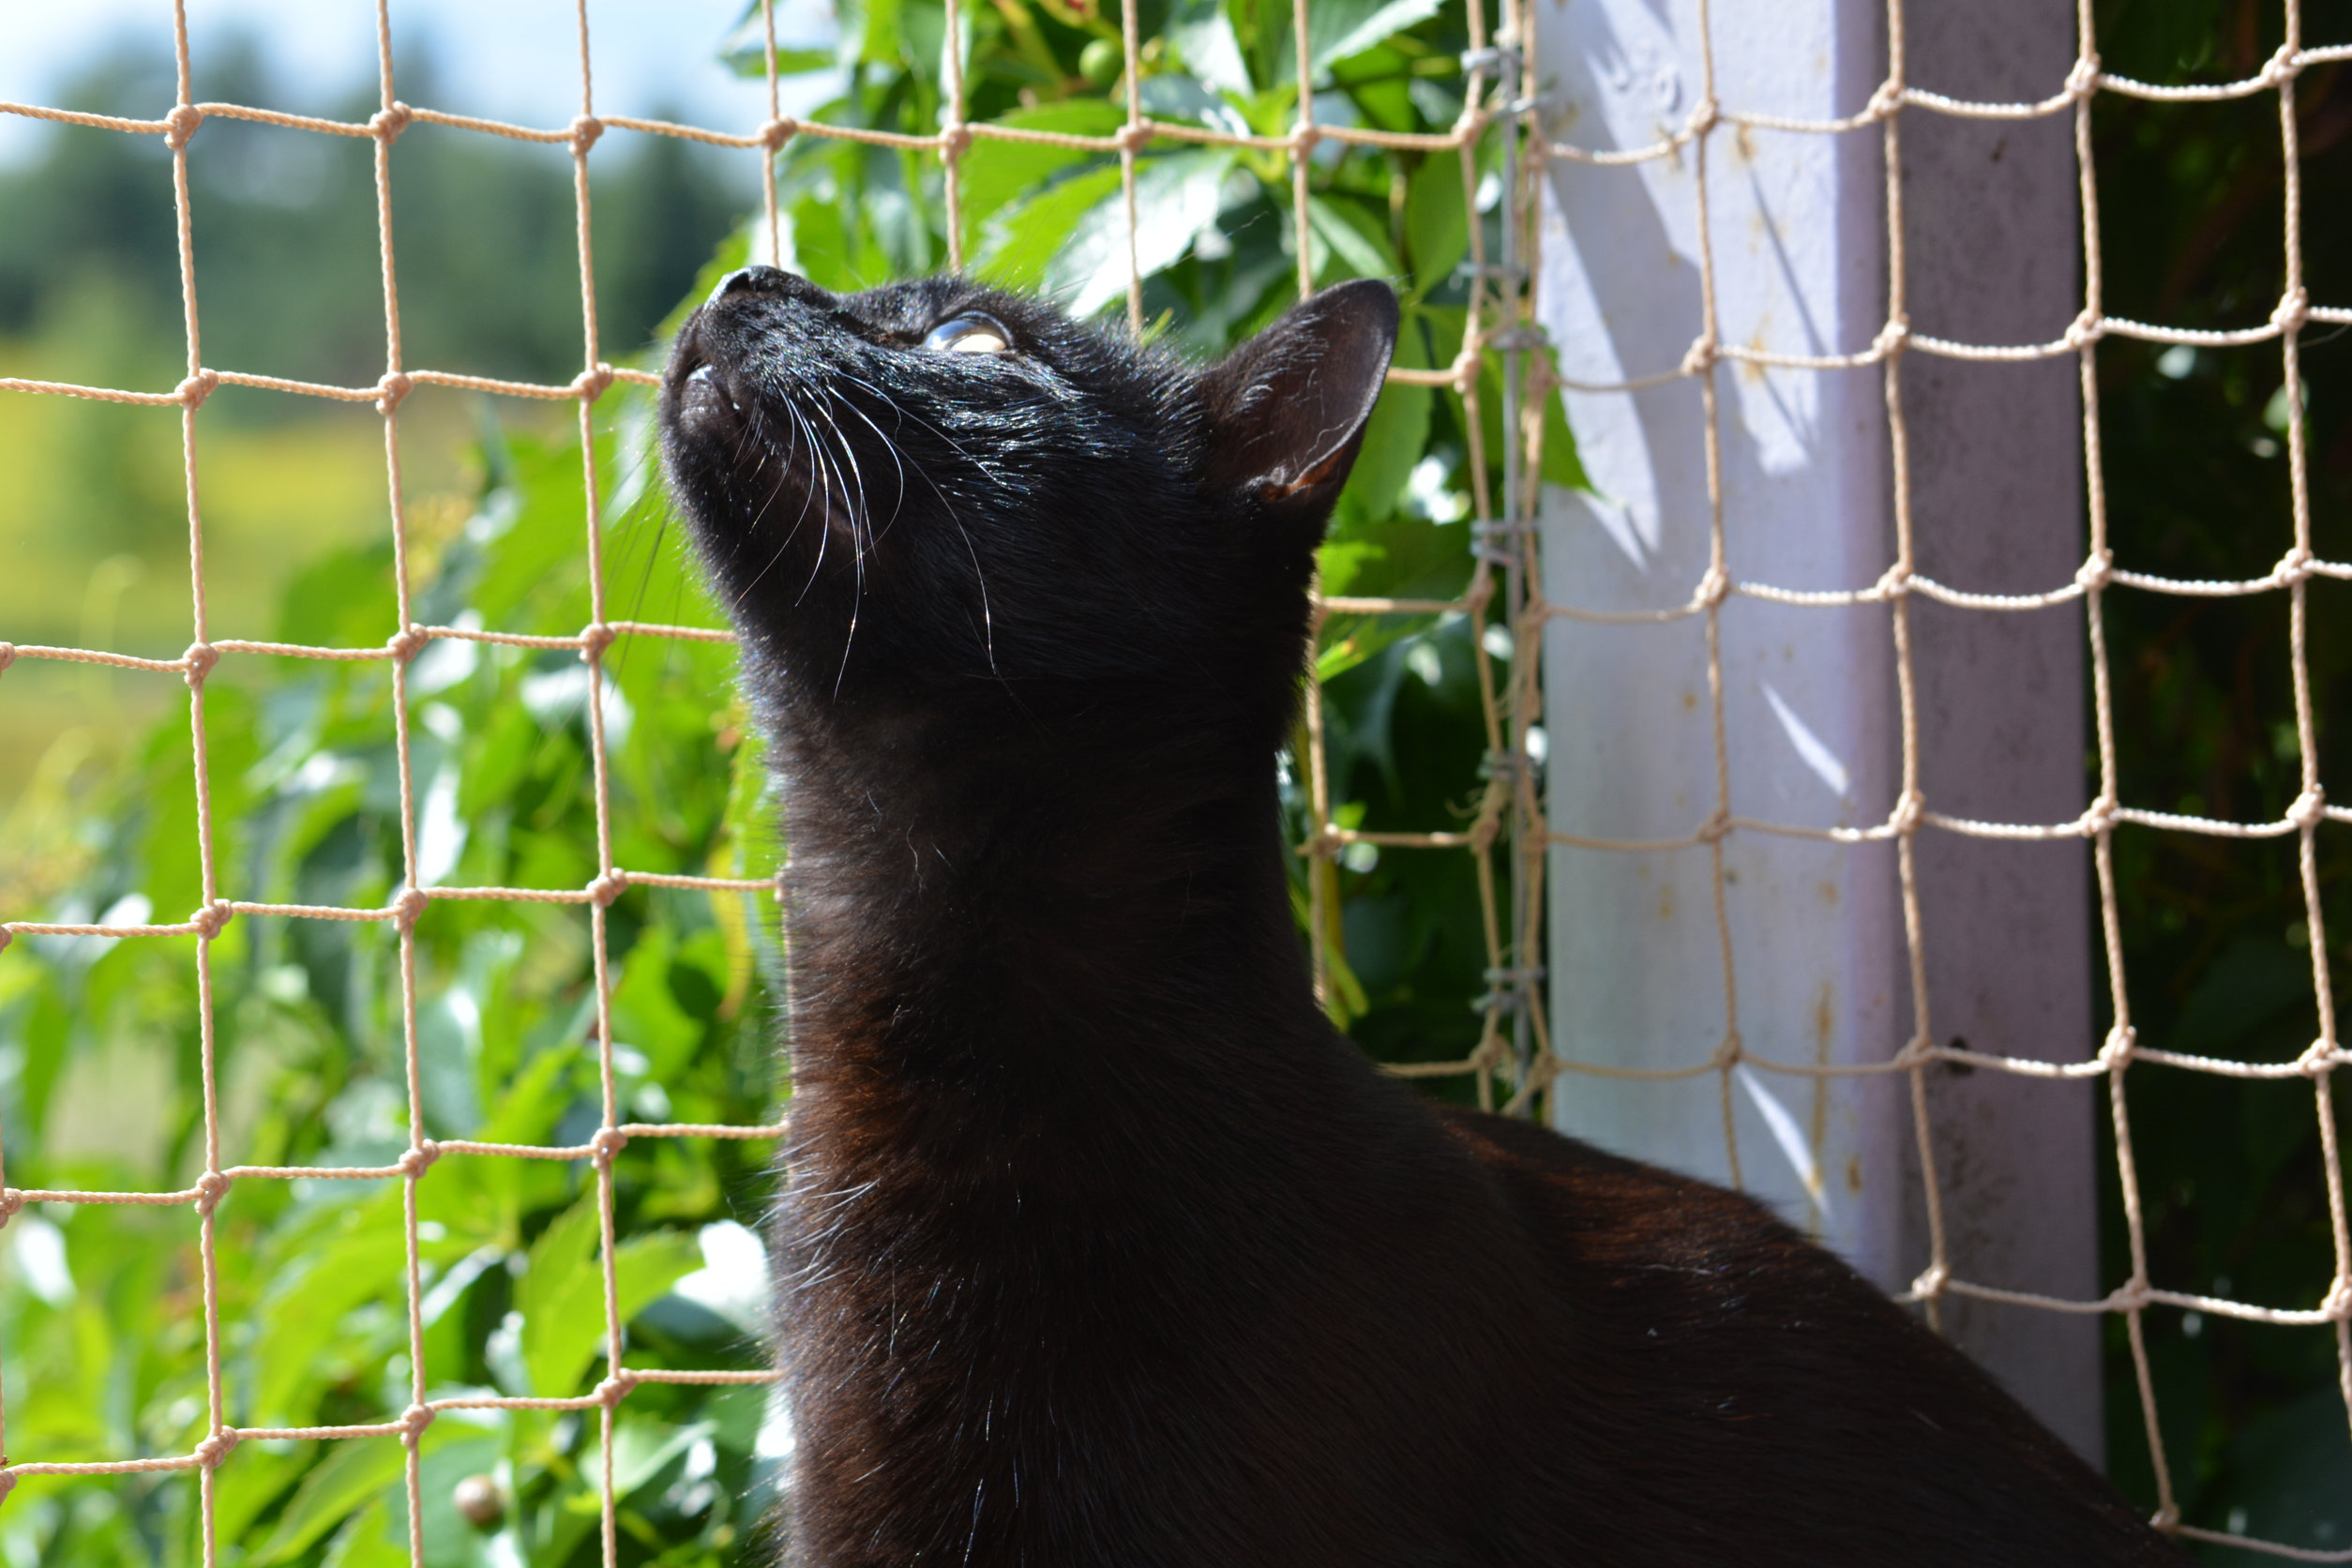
[658,268,2185,1566]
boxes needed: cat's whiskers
[822,387,911,548]
[733,392,822,604]
[794,398,848,609]
[836,371,997,479]
[828,379,1001,676]
[794,395,874,694]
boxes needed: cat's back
[1435,1107,2185,1565]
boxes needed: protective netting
[0,0,2340,1562]
[1519,7,2351,1560]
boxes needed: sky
[0,0,835,164]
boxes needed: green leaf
[605,1416,718,1498]
[723,39,839,78]
[1334,375,1431,530]
[848,0,907,68]
[786,187,860,293]
[1046,147,1241,318]
[253,1439,408,1566]
[1305,192,1396,282]
[611,927,704,1081]
[1168,0,1253,96]
[1405,148,1468,293]
[1265,0,1448,82]
[320,1495,410,1568]
[1540,375,1586,491]
[251,1199,411,1427]
[1315,0,1446,72]
[520,1199,706,1397]
[974,164,1124,294]
[957,100,1124,258]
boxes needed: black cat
[657,267,2185,1567]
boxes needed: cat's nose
[708,265,828,307]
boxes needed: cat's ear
[1199,279,1398,519]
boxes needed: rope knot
[1909,1262,1950,1300]
[385,624,431,664]
[2063,53,2103,101]
[569,114,605,155]
[586,868,629,907]
[375,370,414,415]
[370,103,414,143]
[1863,78,1904,121]
[761,116,800,151]
[579,621,617,662]
[0,642,14,676]
[2073,549,2114,592]
[192,1170,234,1217]
[1682,96,1721,140]
[391,884,432,933]
[1888,789,1925,837]
[400,1404,436,1446]
[2103,1279,2151,1313]
[2270,286,2311,335]
[190,899,234,941]
[589,1126,631,1166]
[596,1370,641,1406]
[571,364,615,403]
[2061,308,2105,351]
[1696,807,1733,844]
[1693,561,1731,611]
[182,641,219,687]
[1467,1032,1513,1076]
[397,1140,441,1180]
[1872,562,1913,602]
[2272,544,2314,586]
[2097,1024,2137,1071]
[938,122,974,159]
[1521,1049,1562,1094]
[1892,1033,1934,1070]
[1288,124,1321,158]
[0,928,10,957]
[176,369,220,410]
[2299,1035,2340,1078]
[2077,793,2120,836]
[2319,1275,2352,1320]
[2285,784,2327,831]
[1870,314,1910,361]
[191,1426,240,1469]
[163,103,205,150]
[2259,41,2301,88]
[1710,1031,1743,1071]
[2149,1504,2181,1533]
[1450,347,1482,394]
[1679,334,1718,378]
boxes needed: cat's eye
[924,314,1013,355]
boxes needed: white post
[1532,0,2102,1460]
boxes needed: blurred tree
[0,36,753,396]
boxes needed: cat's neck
[768,680,1329,1103]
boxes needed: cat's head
[658,268,1395,747]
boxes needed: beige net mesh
[0,0,2342,1560]
[1522,2,2350,1558]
